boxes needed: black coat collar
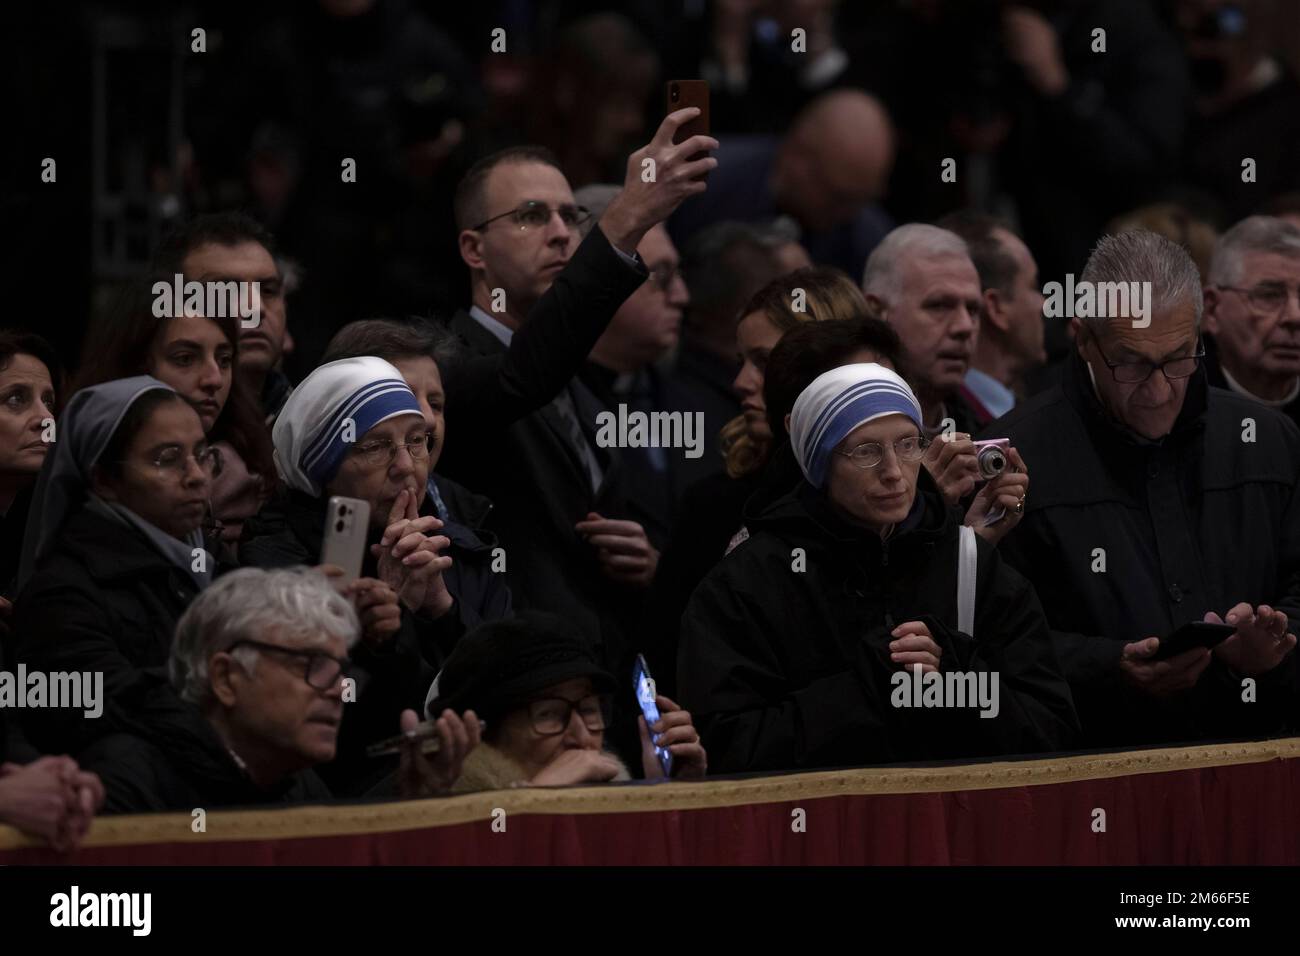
[58,507,191,584]
[1060,346,1208,456]
[449,308,507,357]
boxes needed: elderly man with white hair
[988,229,1300,749]
[862,223,1028,508]
[1203,216,1300,430]
[81,567,478,812]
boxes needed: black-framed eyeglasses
[1086,332,1205,385]
[228,639,351,691]
[647,264,683,292]
[835,436,930,469]
[471,200,592,234]
[1215,283,1300,318]
[525,693,612,736]
[350,432,433,468]
[118,444,223,479]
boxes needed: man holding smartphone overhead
[436,107,717,687]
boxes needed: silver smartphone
[321,495,371,588]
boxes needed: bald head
[773,91,895,232]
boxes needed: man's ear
[783,412,792,436]
[863,294,888,320]
[1070,319,1088,359]
[458,229,486,272]
[209,653,242,708]
[982,288,1011,333]
[1202,288,1221,336]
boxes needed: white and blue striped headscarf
[272,357,423,496]
[790,363,924,489]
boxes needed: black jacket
[239,484,506,794]
[0,483,34,600]
[434,223,648,669]
[1203,336,1300,434]
[578,362,696,551]
[666,344,741,492]
[985,351,1300,746]
[677,476,1079,774]
[79,674,331,813]
[240,479,511,651]
[0,638,38,764]
[8,507,208,756]
[644,441,804,697]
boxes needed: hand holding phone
[666,80,710,182]
[1151,621,1236,661]
[634,653,672,777]
[321,496,370,590]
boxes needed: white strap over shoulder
[957,525,978,637]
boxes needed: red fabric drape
[4,750,1299,865]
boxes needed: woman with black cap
[428,613,706,790]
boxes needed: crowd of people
[3,0,1300,851]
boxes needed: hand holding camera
[965,444,1029,547]
[923,432,981,506]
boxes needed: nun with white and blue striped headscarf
[675,361,1079,772]
[243,356,510,674]
[271,356,426,500]
[788,362,928,536]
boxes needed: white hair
[169,566,360,706]
[1207,215,1300,288]
[1080,229,1204,326]
[861,223,971,306]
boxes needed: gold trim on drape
[5,737,1298,850]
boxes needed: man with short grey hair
[937,211,1047,425]
[81,568,479,812]
[987,229,1300,748]
[861,223,989,505]
[1203,215,1300,430]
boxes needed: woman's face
[390,356,446,473]
[0,353,55,480]
[494,677,603,780]
[149,315,233,433]
[94,399,212,540]
[326,413,430,532]
[732,311,784,444]
[825,414,921,533]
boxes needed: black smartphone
[634,653,672,777]
[666,80,710,182]
[1151,621,1236,661]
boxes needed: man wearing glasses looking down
[985,229,1300,748]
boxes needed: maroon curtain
[5,752,1299,865]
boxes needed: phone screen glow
[634,658,672,777]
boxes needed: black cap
[429,612,618,721]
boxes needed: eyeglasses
[350,432,433,468]
[120,444,223,479]
[835,436,930,469]
[1216,283,1300,317]
[1087,334,1205,385]
[647,265,683,292]
[525,694,612,736]
[228,639,352,691]
[471,201,592,234]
